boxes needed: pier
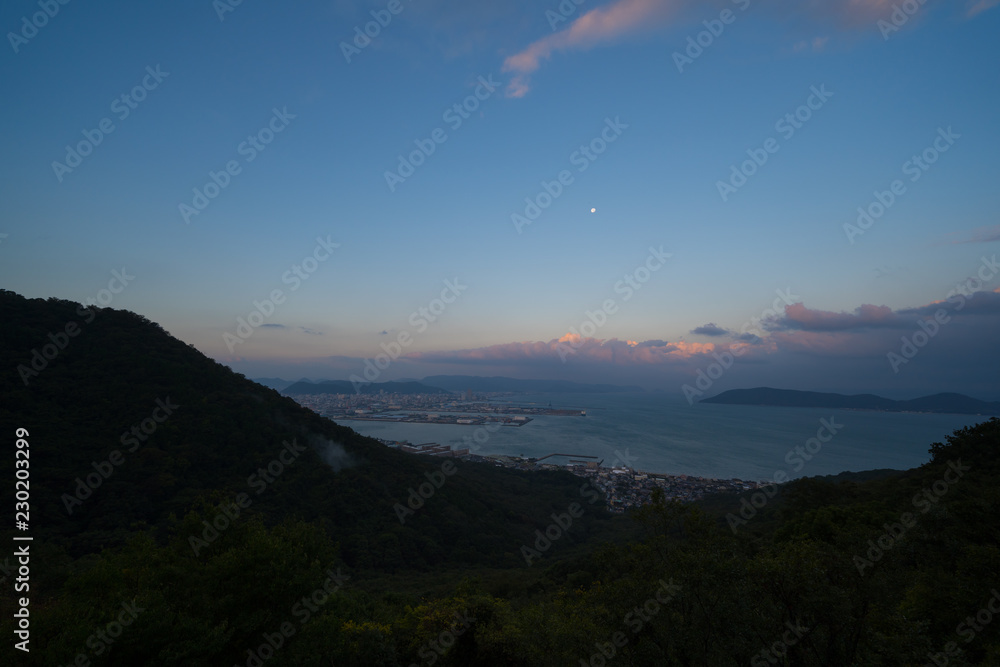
[532,453,599,463]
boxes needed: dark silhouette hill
[0,290,619,569]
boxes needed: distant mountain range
[702,387,1000,415]
[253,377,296,391]
[421,375,645,393]
[282,380,451,396]
[257,375,645,395]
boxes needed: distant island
[702,387,1000,416]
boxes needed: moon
[591,208,597,213]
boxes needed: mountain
[283,379,452,395]
[422,375,645,393]
[0,291,618,568]
[253,376,296,391]
[702,387,1000,415]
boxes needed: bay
[335,392,988,482]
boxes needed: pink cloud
[395,290,999,381]
[406,335,720,365]
[502,0,680,97]
[501,0,995,98]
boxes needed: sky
[2,0,999,399]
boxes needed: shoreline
[374,437,765,513]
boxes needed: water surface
[337,392,986,481]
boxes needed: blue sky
[2,0,999,398]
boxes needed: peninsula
[701,387,1000,416]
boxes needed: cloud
[406,334,722,366]
[691,323,730,337]
[967,0,1000,17]
[939,224,1000,245]
[766,329,891,357]
[757,289,1000,358]
[403,289,999,372]
[501,0,995,97]
[230,288,1000,399]
[903,288,1000,317]
[503,0,680,97]
[253,323,323,334]
[793,36,830,52]
[770,303,902,332]
[791,0,896,26]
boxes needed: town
[373,439,759,514]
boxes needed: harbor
[341,413,533,427]
[291,391,587,426]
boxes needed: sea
[335,392,989,483]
